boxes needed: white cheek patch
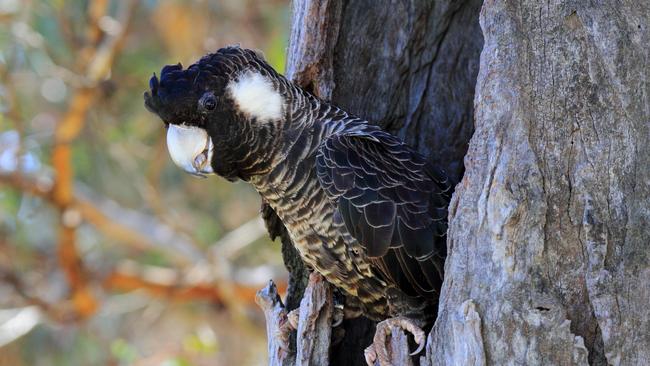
[227,71,283,121]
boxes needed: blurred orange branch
[2,0,285,316]
[0,263,80,323]
[0,171,288,312]
[0,171,197,263]
[86,0,109,47]
[104,261,287,307]
[104,272,226,305]
[48,0,138,320]
[52,88,98,318]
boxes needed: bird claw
[280,302,343,346]
[364,345,378,366]
[287,308,299,329]
[364,317,426,366]
[275,309,299,352]
[409,337,426,356]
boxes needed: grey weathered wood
[450,300,485,366]
[387,328,414,366]
[271,0,649,365]
[280,0,483,365]
[295,273,332,366]
[256,274,333,366]
[286,0,483,183]
[256,280,292,366]
[285,0,342,100]
[428,1,650,365]
[328,0,484,184]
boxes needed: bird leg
[364,316,426,366]
[281,301,342,334]
[275,308,297,349]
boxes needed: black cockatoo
[144,46,451,365]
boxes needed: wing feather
[316,126,451,298]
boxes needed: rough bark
[256,274,333,366]
[429,1,650,365]
[295,273,333,366]
[287,0,483,185]
[329,0,483,185]
[256,280,292,366]
[267,0,648,365]
[277,0,483,365]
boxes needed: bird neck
[248,91,360,199]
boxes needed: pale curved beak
[166,124,214,178]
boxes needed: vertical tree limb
[429,1,650,365]
[278,1,483,364]
[285,0,342,99]
[256,280,292,366]
[295,273,332,366]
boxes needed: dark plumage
[144,46,451,323]
[317,128,449,301]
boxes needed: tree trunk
[267,0,649,365]
[429,1,650,365]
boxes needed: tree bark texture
[256,280,292,366]
[271,0,649,365]
[287,0,483,185]
[280,0,483,365]
[428,1,650,365]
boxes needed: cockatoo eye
[200,93,217,111]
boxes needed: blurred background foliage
[0,0,290,365]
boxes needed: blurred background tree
[0,1,290,365]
